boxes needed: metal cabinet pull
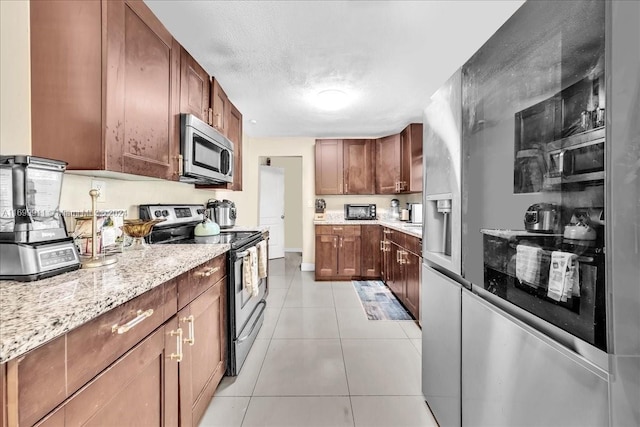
[340,237,343,248]
[112,309,154,334]
[332,227,343,231]
[333,237,337,248]
[383,229,392,234]
[196,266,220,277]
[181,315,195,346]
[169,328,183,362]
[380,241,384,251]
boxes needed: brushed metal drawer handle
[181,315,195,346]
[169,328,183,362]
[383,230,392,234]
[332,227,343,231]
[196,266,220,277]
[112,309,154,334]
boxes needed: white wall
[1,0,31,154]
[268,157,303,251]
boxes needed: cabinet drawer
[384,228,406,247]
[190,255,226,302]
[316,225,361,236]
[66,283,166,395]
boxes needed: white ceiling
[145,0,525,138]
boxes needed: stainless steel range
[140,204,268,376]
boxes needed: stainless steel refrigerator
[421,1,639,426]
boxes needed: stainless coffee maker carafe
[0,155,80,281]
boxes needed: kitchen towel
[257,240,268,279]
[547,251,579,302]
[243,247,260,297]
[516,244,543,287]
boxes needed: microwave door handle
[558,150,565,176]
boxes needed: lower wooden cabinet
[382,229,421,321]
[3,254,227,427]
[38,319,180,426]
[361,225,381,278]
[179,276,226,427]
[315,225,361,280]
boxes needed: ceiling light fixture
[315,89,349,111]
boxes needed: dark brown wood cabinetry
[227,103,244,191]
[31,0,181,180]
[179,266,227,427]
[361,225,382,278]
[211,78,229,136]
[375,124,423,194]
[180,47,211,123]
[315,139,375,195]
[381,228,421,321]
[3,254,227,426]
[315,139,345,195]
[315,225,361,280]
[375,134,402,194]
[343,139,375,194]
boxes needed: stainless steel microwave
[180,113,233,184]
[544,128,604,188]
[344,204,377,220]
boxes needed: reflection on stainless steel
[462,291,609,426]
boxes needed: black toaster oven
[344,204,376,220]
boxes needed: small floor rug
[352,280,413,321]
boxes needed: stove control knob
[162,210,170,217]
[196,208,204,215]
[154,210,162,218]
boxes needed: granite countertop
[314,218,422,238]
[0,243,230,364]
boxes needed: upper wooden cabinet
[343,139,375,194]
[375,134,401,194]
[315,139,344,195]
[315,139,375,195]
[376,123,423,194]
[30,0,181,181]
[211,78,229,136]
[401,123,424,193]
[180,46,211,123]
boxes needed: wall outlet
[91,180,106,202]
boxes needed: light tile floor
[200,253,437,427]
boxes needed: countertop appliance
[389,199,400,221]
[0,155,80,281]
[407,203,423,224]
[206,199,237,229]
[139,204,267,376]
[314,199,326,221]
[524,202,562,233]
[180,113,234,185]
[344,203,376,220]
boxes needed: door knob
[281,215,285,219]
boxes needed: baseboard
[300,263,315,272]
[284,248,302,253]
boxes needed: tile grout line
[333,281,357,427]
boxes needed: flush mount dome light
[315,89,349,110]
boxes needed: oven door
[228,243,268,375]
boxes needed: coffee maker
[0,155,80,281]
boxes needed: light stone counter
[314,218,423,239]
[0,243,229,364]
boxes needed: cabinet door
[315,234,338,278]
[361,225,381,278]
[54,321,179,426]
[179,278,227,427]
[343,139,375,194]
[338,236,362,277]
[375,134,401,194]
[180,46,210,123]
[106,0,180,180]
[402,124,423,193]
[227,102,243,190]
[211,78,229,135]
[315,139,344,195]
[403,250,421,320]
[388,243,405,301]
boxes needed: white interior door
[259,165,285,259]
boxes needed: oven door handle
[237,300,266,343]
